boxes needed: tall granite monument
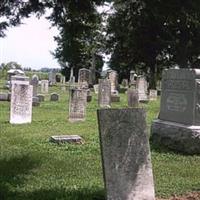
[151,68,200,154]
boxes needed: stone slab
[50,135,84,144]
[97,108,155,200]
[111,95,120,102]
[151,119,200,155]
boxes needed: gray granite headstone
[69,89,87,122]
[136,76,149,102]
[50,93,59,101]
[41,80,49,93]
[97,108,155,200]
[151,69,200,154]
[10,77,33,124]
[98,79,111,108]
[30,74,39,97]
[127,88,139,107]
[78,68,91,87]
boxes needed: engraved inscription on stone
[98,79,111,108]
[69,89,87,122]
[97,108,155,200]
[10,83,33,124]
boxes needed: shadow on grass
[0,155,41,200]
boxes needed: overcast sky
[0,14,59,70]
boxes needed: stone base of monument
[151,119,200,155]
[0,93,9,101]
[32,97,40,106]
[87,95,92,102]
[50,135,84,144]
[111,95,120,102]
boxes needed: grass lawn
[0,82,200,200]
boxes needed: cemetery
[0,68,200,200]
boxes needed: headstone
[136,76,149,102]
[121,79,129,88]
[97,108,155,200]
[56,74,61,82]
[127,88,139,107]
[78,68,91,88]
[151,69,200,154]
[36,94,45,102]
[48,71,56,85]
[149,89,157,101]
[0,93,9,101]
[93,84,99,94]
[107,70,118,93]
[30,74,39,97]
[41,80,49,93]
[86,89,92,102]
[10,76,33,124]
[69,89,87,122]
[50,93,59,101]
[98,79,111,108]
[50,135,84,144]
[111,94,120,102]
[32,96,40,106]
[130,70,137,87]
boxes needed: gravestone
[48,71,56,85]
[121,79,129,88]
[30,74,39,97]
[78,68,91,88]
[50,93,59,101]
[93,84,99,94]
[10,76,33,124]
[130,70,137,87]
[50,135,84,144]
[151,68,200,154]
[98,79,111,108]
[32,97,40,106]
[136,76,149,102]
[107,70,118,93]
[149,89,157,101]
[127,88,139,107]
[68,89,87,122]
[0,93,9,101]
[97,108,155,200]
[56,74,61,82]
[41,80,49,93]
[36,94,45,102]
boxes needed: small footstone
[50,135,84,144]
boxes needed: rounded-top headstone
[50,93,59,101]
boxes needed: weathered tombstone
[130,70,137,87]
[107,70,118,93]
[93,84,99,94]
[97,108,155,200]
[30,74,39,97]
[68,89,87,122]
[127,88,139,107]
[121,79,129,88]
[78,68,91,88]
[48,71,56,85]
[10,76,33,124]
[61,76,66,84]
[50,135,84,144]
[36,94,45,102]
[149,89,157,101]
[50,93,59,101]
[87,89,92,102]
[136,76,149,102]
[151,68,200,154]
[41,80,49,93]
[98,79,111,108]
[32,96,40,106]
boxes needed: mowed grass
[0,82,200,200]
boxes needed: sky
[0,14,60,70]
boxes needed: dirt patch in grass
[157,192,200,200]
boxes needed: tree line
[1,0,200,88]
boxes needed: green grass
[0,83,200,200]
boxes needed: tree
[106,0,200,88]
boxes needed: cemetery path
[157,192,200,200]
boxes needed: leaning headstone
[78,68,91,87]
[98,79,111,108]
[136,76,149,102]
[41,80,49,93]
[127,88,139,107]
[97,108,155,200]
[149,89,157,101]
[30,74,39,97]
[93,84,99,94]
[50,93,59,101]
[50,135,84,144]
[151,68,200,154]
[10,76,33,124]
[68,89,87,122]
